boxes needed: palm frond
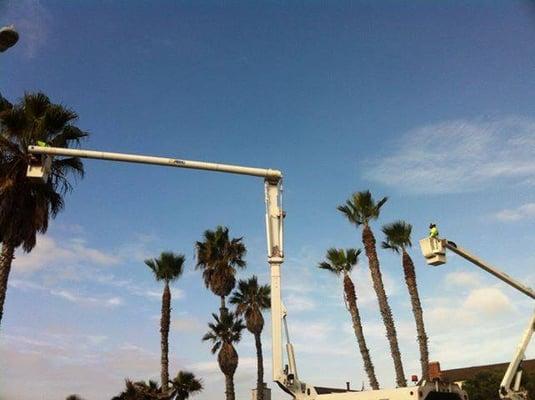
[144,252,185,282]
[382,220,412,252]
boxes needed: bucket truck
[420,237,535,400]
[28,145,467,400]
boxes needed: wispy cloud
[363,116,535,194]
[445,271,481,287]
[9,279,124,308]
[13,236,121,274]
[493,202,535,222]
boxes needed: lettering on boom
[170,159,186,166]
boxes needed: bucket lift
[27,145,468,400]
[419,238,446,266]
[420,235,535,400]
[26,153,52,183]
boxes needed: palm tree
[202,312,245,400]
[382,220,429,381]
[145,252,186,391]
[111,379,163,400]
[170,371,203,400]
[318,248,379,390]
[0,92,87,326]
[195,226,246,317]
[229,276,270,400]
[338,190,406,387]
[65,396,85,400]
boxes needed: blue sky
[1,1,535,399]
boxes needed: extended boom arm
[28,145,293,390]
[420,237,535,400]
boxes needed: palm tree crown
[195,226,246,297]
[0,92,87,326]
[195,225,246,309]
[0,92,87,251]
[381,221,412,253]
[337,190,387,227]
[229,276,270,334]
[318,248,361,276]
[145,252,186,282]
[171,371,203,400]
[202,312,244,354]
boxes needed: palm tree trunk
[362,224,407,387]
[343,273,380,390]
[160,280,171,390]
[225,373,235,400]
[402,250,429,381]
[254,332,264,400]
[220,296,228,318]
[0,242,15,327]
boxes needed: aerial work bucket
[419,237,446,266]
[27,154,52,183]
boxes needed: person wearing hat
[429,223,439,238]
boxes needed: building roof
[441,359,535,382]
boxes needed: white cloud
[9,279,124,308]
[13,235,120,273]
[463,287,512,315]
[363,116,535,194]
[285,293,315,312]
[445,271,480,287]
[494,203,535,222]
[171,317,203,333]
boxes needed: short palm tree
[145,252,186,391]
[111,379,162,400]
[319,248,379,390]
[0,92,87,326]
[382,220,429,381]
[338,190,406,387]
[202,312,245,400]
[229,276,270,400]
[195,226,246,317]
[170,371,203,400]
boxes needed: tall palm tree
[145,252,186,391]
[170,371,203,400]
[195,226,246,317]
[318,248,380,390]
[0,92,87,326]
[338,190,406,387]
[202,312,245,400]
[229,276,270,400]
[382,220,429,381]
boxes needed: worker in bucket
[429,223,439,250]
[429,223,439,238]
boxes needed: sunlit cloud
[493,202,535,222]
[363,116,535,194]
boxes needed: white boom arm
[421,237,535,400]
[30,146,469,400]
[28,145,291,389]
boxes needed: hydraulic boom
[420,237,535,400]
[29,145,467,400]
